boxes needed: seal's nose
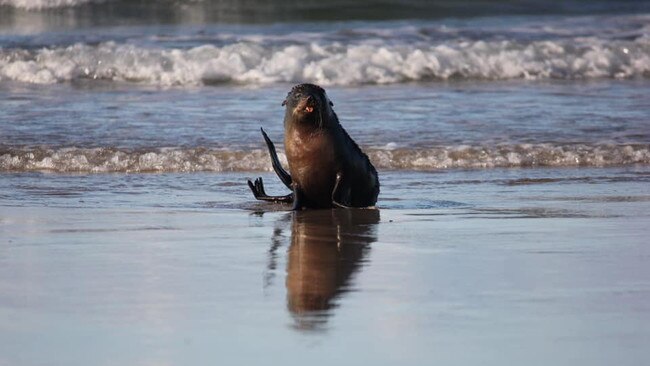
[303,95,315,113]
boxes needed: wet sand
[1,168,649,365]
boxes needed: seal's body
[248,83,379,209]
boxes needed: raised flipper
[248,177,293,203]
[261,128,292,190]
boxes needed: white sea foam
[1,144,648,173]
[368,144,650,170]
[0,36,648,86]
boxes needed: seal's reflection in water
[275,209,380,331]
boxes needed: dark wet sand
[1,168,649,365]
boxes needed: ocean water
[1,1,650,365]
[1,8,649,172]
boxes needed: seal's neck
[285,120,322,139]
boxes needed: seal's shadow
[267,209,380,331]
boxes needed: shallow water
[1,80,649,172]
[1,168,650,365]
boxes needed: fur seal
[248,83,379,210]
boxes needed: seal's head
[282,83,334,127]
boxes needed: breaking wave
[1,35,649,86]
[1,144,648,173]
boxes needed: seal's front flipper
[261,128,292,190]
[248,177,294,203]
[331,172,354,209]
[330,173,375,209]
[291,183,305,211]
